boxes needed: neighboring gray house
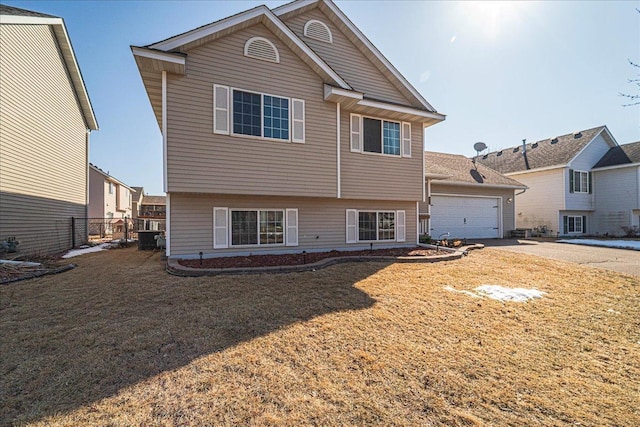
[421,152,526,239]
[475,126,622,236]
[132,0,445,259]
[591,141,640,236]
[0,5,98,255]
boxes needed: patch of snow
[62,243,111,259]
[444,285,482,298]
[607,309,621,314]
[445,285,546,302]
[557,239,640,250]
[475,285,546,302]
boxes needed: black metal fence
[76,217,166,244]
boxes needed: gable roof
[474,126,613,174]
[143,5,350,90]
[0,4,98,130]
[89,164,132,191]
[273,0,437,113]
[593,141,640,168]
[140,195,166,205]
[425,152,526,189]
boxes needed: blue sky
[7,0,639,195]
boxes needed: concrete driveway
[473,239,640,278]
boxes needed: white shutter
[350,114,362,152]
[401,122,411,157]
[396,210,406,242]
[213,84,229,134]
[291,99,305,143]
[285,208,298,246]
[213,207,229,248]
[346,209,357,243]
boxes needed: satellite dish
[473,142,487,153]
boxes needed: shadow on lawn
[0,248,381,425]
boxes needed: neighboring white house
[592,141,640,236]
[475,126,621,237]
[421,152,527,239]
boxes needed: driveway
[474,239,640,277]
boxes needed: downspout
[162,70,170,257]
[336,103,341,198]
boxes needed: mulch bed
[178,247,439,269]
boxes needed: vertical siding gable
[282,8,413,107]
[165,23,337,197]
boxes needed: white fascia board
[358,99,445,121]
[505,164,566,176]
[592,162,640,172]
[0,15,62,25]
[432,180,528,190]
[272,0,317,15]
[148,5,350,90]
[131,46,186,65]
[324,84,363,101]
[318,0,438,113]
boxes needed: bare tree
[620,9,640,106]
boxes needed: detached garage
[421,152,527,239]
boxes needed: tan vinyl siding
[169,193,417,257]
[340,112,423,201]
[0,24,88,254]
[166,23,337,197]
[421,184,517,238]
[283,8,412,106]
[508,169,565,232]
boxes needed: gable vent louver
[304,19,333,44]
[244,37,280,63]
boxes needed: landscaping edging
[166,244,483,276]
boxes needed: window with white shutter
[213,207,229,248]
[285,209,299,246]
[396,210,406,242]
[346,209,357,243]
[213,84,229,134]
[291,99,305,143]
[350,114,362,152]
[401,122,411,158]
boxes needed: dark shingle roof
[425,152,525,188]
[473,126,607,174]
[0,4,58,18]
[593,141,640,168]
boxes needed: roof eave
[431,180,528,190]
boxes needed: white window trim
[355,210,398,242]
[350,114,407,158]
[565,215,584,234]
[230,87,294,143]
[229,208,287,248]
[572,170,589,193]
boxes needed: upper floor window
[569,169,591,194]
[108,182,114,194]
[350,113,411,157]
[244,37,279,63]
[213,84,305,143]
[304,19,333,44]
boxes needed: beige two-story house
[0,5,98,255]
[132,0,444,259]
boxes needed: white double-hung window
[350,113,411,157]
[213,84,305,143]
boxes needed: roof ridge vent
[496,150,503,156]
[573,131,582,138]
[513,147,519,153]
[550,137,559,144]
[531,142,539,148]
[482,154,489,159]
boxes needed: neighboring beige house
[88,164,133,220]
[475,126,621,237]
[131,186,144,220]
[132,0,445,258]
[421,152,527,239]
[138,195,166,231]
[0,5,98,255]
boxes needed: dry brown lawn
[1,246,638,426]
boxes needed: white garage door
[430,195,500,239]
